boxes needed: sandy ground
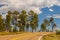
[0,32,54,40]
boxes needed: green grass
[43,34,60,40]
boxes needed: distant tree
[49,17,55,31]
[13,27,17,32]
[5,11,12,32]
[52,23,57,32]
[18,10,27,31]
[50,17,54,24]
[41,19,50,32]
[33,13,38,32]
[44,19,50,26]
[26,22,30,32]
[29,10,38,32]
[11,11,20,32]
[0,15,5,32]
[13,11,19,19]
[41,23,46,32]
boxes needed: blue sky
[38,5,60,30]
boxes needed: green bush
[56,31,60,35]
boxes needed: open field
[0,32,54,40]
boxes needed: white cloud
[47,16,52,18]
[0,0,60,14]
[49,9,53,12]
[47,14,60,19]
[53,14,60,18]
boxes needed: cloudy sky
[0,0,60,30]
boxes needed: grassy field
[43,33,60,40]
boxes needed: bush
[56,31,60,35]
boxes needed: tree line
[0,10,38,32]
[0,10,57,32]
[41,17,57,32]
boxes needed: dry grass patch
[43,34,60,40]
[0,32,25,36]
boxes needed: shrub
[56,31,60,35]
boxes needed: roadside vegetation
[56,31,60,35]
[41,17,57,32]
[43,31,60,40]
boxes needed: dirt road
[0,32,54,40]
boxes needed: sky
[0,0,60,31]
[38,5,60,31]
